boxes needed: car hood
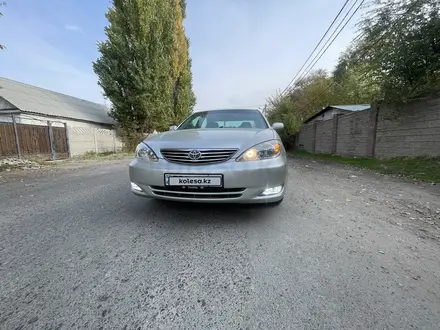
[144,128,277,154]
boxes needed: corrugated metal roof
[0,77,115,125]
[304,103,371,123]
[0,96,18,111]
[329,104,370,112]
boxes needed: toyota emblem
[188,150,202,160]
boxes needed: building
[0,77,122,158]
[0,77,115,128]
[304,104,371,123]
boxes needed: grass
[71,150,134,161]
[290,150,440,183]
[0,163,15,172]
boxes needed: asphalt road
[1,158,440,330]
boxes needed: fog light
[131,182,142,191]
[262,185,282,196]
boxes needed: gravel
[0,158,439,329]
[0,157,42,171]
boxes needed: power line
[199,1,361,114]
[279,0,352,97]
[265,0,363,114]
[296,0,423,117]
[293,0,365,88]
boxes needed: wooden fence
[0,119,69,160]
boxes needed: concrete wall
[296,122,315,151]
[315,119,334,153]
[295,95,440,158]
[69,126,123,156]
[375,97,440,157]
[0,113,123,157]
[335,110,371,157]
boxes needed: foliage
[73,150,134,162]
[332,46,382,103]
[266,70,340,137]
[267,0,440,136]
[353,0,440,102]
[93,0,195,147]
[0,2,6,50]
[171,0,196,124]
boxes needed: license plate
[165,174,223,187]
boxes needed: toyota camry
[128,109,287,205]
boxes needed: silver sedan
[129,109,288,205]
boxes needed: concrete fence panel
[296,123,315,152]
[69,127,123,156]
[315,119,334,154]
[294,94,440,158]
[69,127,96,156]
[375,97,440,157]
[336,110,371,157]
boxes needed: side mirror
[169,124,178,131]
[272,122,284,132]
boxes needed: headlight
[236,140,282,162]
[136,143,159,162]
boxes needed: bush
[114,125,146,152]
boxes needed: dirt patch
[291,157,440,243]
[0,157,132,184]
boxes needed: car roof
[194,108,260,113]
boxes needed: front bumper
[128,156,288,203]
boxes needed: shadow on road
[125,198,282,227]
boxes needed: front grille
[150,186,245,199]
[160,148,238,165]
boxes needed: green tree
[267,0,440,143]
[171,0,196,124]
[333,47,381,104]
[289,69,336,114]
[266,70,336,137]
[93,0,195,148]
[351,0,440,102]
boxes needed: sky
[0,0,365,111]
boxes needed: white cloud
[64,24,83,33]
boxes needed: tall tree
[351,0,440,101]
[333,47,381,104]
[266,0,440,141]
[93,0,195,147]
[171,0,196,123]
[0,2,6,50]
[266,70,336,137]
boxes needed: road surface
[1,158,440,329]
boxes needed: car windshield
[177,109,268,130]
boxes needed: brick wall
[295,95,440,158]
